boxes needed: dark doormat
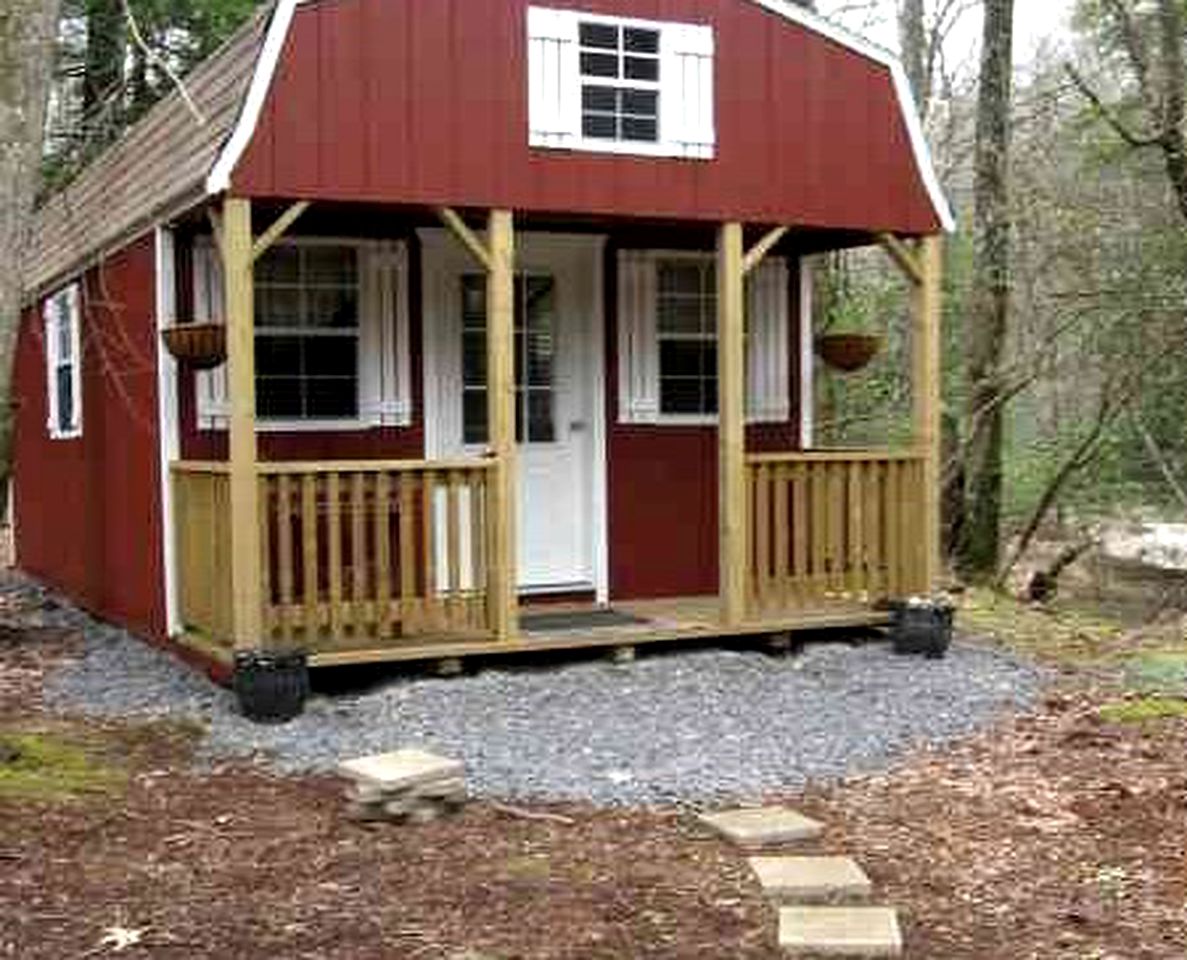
[521,608,649,633]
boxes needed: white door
[421,231,606,597]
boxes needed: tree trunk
[899,0,930,118]
[1155,0,1187,222]
[959,0,1015,581]
[0,0,62,478]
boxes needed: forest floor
[2,592,1186,959]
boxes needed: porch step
[778,906,903,957]
[750,856,872,903]
[698,806,825,847]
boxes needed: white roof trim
[206,0,299,195]
[205,0,955,232]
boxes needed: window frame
[617,249,791,427]
[44,282,83,440]
[191,236,412,433]
[655,255,719,420]
[527,6,716,160]
[578,20,662,145]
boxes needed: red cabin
[16,0,950,674]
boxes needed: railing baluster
[791,462,808,605]
[773,463,790,609]
[847,461,863,598]
[259,474,273,642]
[374,472,393,640]
[350,472,366,636]
[469,471,486,630]
[398,470,417,635]
[421,470,439,631]
[755,463,771,613]
[301,472,319,644]
[327,472,343,643]
[276,474,294,645]
[446,470,462,630]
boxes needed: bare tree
[1066,0,1187,223]
[958,0,1016,581]
[0,0,62,476]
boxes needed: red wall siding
[605,247,804,599]
[12,235,166,639]
[234,0,940,235]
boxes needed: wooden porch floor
[300,596,890,668]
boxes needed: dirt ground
[2,599,1186,959]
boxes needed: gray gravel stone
[9,574,1046,806]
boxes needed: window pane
[306,288,358,328]
[463,330,486,387]
[624,56,659,82]
[660,378,706,415]
[624,28,659,53]
[462,275,486,323]
[622,116,658,142]
[527,389,555,443]
[657,296,705,334]
[660,339,709,378]
[582,113,617,139]
[256,246,299,283]
[579,22,618,49]
[621,88,658,116]
[580,51,619,78]
[258,377,303,419]
[56,366,74,432]
[304,246,357,286]
[306,378,357,418]
[256,287,301,328]
[463,389,487,445]
[582,85,617,112]
[658,262,704,295]
[304,336,357,378]
[256,335,301,376]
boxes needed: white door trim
[418,228,609,601]
[154,226,182,636]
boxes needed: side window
[44,283,82,439]
[527,7,715,159]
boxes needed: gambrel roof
[26,0,953,296]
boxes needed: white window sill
[530,133,714,160]
[48,428,82,441]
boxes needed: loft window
[44,283,82,439]
[254,245,360,420]
[579,21,660,143]
[527,7,715,159]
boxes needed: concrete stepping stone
[778,906,902,958]
[750,856,872,903]
[337,748,463,790]
[698,806,825,847]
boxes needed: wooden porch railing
[173,459,495,649]
[745,451,928,614]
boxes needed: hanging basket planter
[162,322,226,370]
[815,333,883,373]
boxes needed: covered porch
[165,199,942,670]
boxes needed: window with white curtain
[44,283,82,439]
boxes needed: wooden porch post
[222,197,263,651]
[718,223,746,626]
[913,235,943,592]
[486,210,518,641]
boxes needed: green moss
[1124,652,1187,694]
[0,731,125,804]
[957,588,1125,664]
[1098,697,1187,724]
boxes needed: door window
[461,273,557,445]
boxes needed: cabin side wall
[12,234,167,640]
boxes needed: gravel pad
[21,578,1045,805]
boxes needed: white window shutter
[527,7,581,148]
[43,297,58,434]
[192,239,229,431]
[746,258,790,423]
[659,23,715,159]
[617,251,659,423]
[359,241,412,427]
